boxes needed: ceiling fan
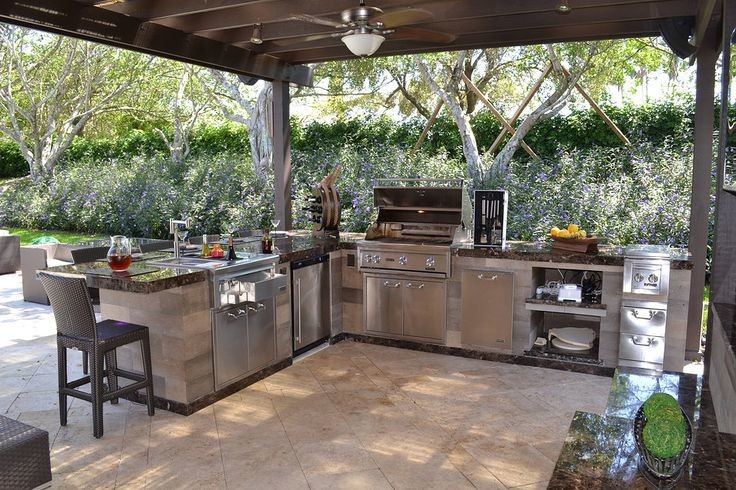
[284,1,456,57]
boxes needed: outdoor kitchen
[2,1,736,489]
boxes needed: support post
[413,100,444,153]
[687,21,719,359]
[272,81,292,231]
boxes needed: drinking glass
[271,218,282,236]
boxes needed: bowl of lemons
[549,224,598,253]
[550,223,588,240]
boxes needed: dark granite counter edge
[86,270,208,294]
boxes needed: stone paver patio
[0,272,612,489]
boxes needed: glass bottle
[261,230,272,254]
[201,234,210,257]
[226,235,237,261]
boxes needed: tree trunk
[414,52,483,184]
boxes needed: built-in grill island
[148,253,287,389]
[619,244,671,372]
[358,179,468,343]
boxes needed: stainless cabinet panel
[247,299,276,371]
[213,306,248,389]
[460,270,514,349]
[365,276,403,335]
[402,279,446,340]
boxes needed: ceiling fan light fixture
[250,23,263,44]
[556,0,572,14]
[341,32,384,56]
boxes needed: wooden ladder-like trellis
[413,63,633,157]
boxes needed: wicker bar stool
[38,272,155,439]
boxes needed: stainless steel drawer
[620,305,667,337]
[618,333,665,365]
[220,271,287,305]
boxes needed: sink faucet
[169,217,192,259]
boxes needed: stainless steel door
[213,306,248,389]
[365,276,403,335]
[293,260,330,351]
[402,278,446,341]
[618,333,665,369]
[460,270,514,349]
[247,299,276,371]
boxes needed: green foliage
[0,153,273,238]
[489,141,694,246]
[6,228,105,245]
[0,141,27,177]
[643,393,681,419]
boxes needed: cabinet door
[247,298,276,371]
[402,279,446,341]
[461,270,513,349]
[365,276,403,335]
[213,307,248,389]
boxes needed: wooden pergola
[0,0,726,363]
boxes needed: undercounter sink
[147,257,215,269]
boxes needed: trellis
[413,63,633,157]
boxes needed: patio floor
[0,272,612,489]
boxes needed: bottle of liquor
[261,230,272,254]
[201,234,210,257]
[226,235,237,261]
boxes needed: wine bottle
[201,234,210,257]
[261,230,272,254]
[226,235,237,261]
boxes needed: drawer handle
[631,336,654,346]
[383,281,401,288]
[406,282,425,289]
[633,309,655,320]
[227,308,247,319]
[247,303,266,313]
[478,274,498,281]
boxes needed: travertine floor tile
[0,274,618,490]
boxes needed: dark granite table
[452,241,693,270]
[549,368,736,489]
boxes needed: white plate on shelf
[551,337,593,352]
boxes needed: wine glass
[130,238,143,260]
[271,218,281,236]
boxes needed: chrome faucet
[169,217,192,259]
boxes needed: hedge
[0,101,700,178]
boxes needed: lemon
[580,230,587,238]
[567,224,579,233]
[550,226,560,237]
[558,229,571,238]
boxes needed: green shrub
[0,141,28,178]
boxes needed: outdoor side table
[0,415,52,490]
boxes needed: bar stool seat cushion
[96,319,148,342]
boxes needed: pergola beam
[283,20,661,63]
[0,0,313,85]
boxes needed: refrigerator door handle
[296,277,302,344]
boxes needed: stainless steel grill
[357,179,469,343]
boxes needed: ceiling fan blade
[374,8,433,28]
[272,32,345,46]
[288,13,344,28]
[391,27,456,43]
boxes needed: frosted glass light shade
[341,33,385,56]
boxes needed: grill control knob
[648,273,658,283]
[373,255,381,263]
[399,255,408,265]
[425,256,436,268]
[634,273,644,283]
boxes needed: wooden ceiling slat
[251,0,694,55]
[280,19,661,63]
[0,0,312,85]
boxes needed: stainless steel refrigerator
[291,254,331,355]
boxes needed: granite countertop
[549,368,736,489]
[45,232,363,293]
[452,240,693,270]
[46,252,208,294]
